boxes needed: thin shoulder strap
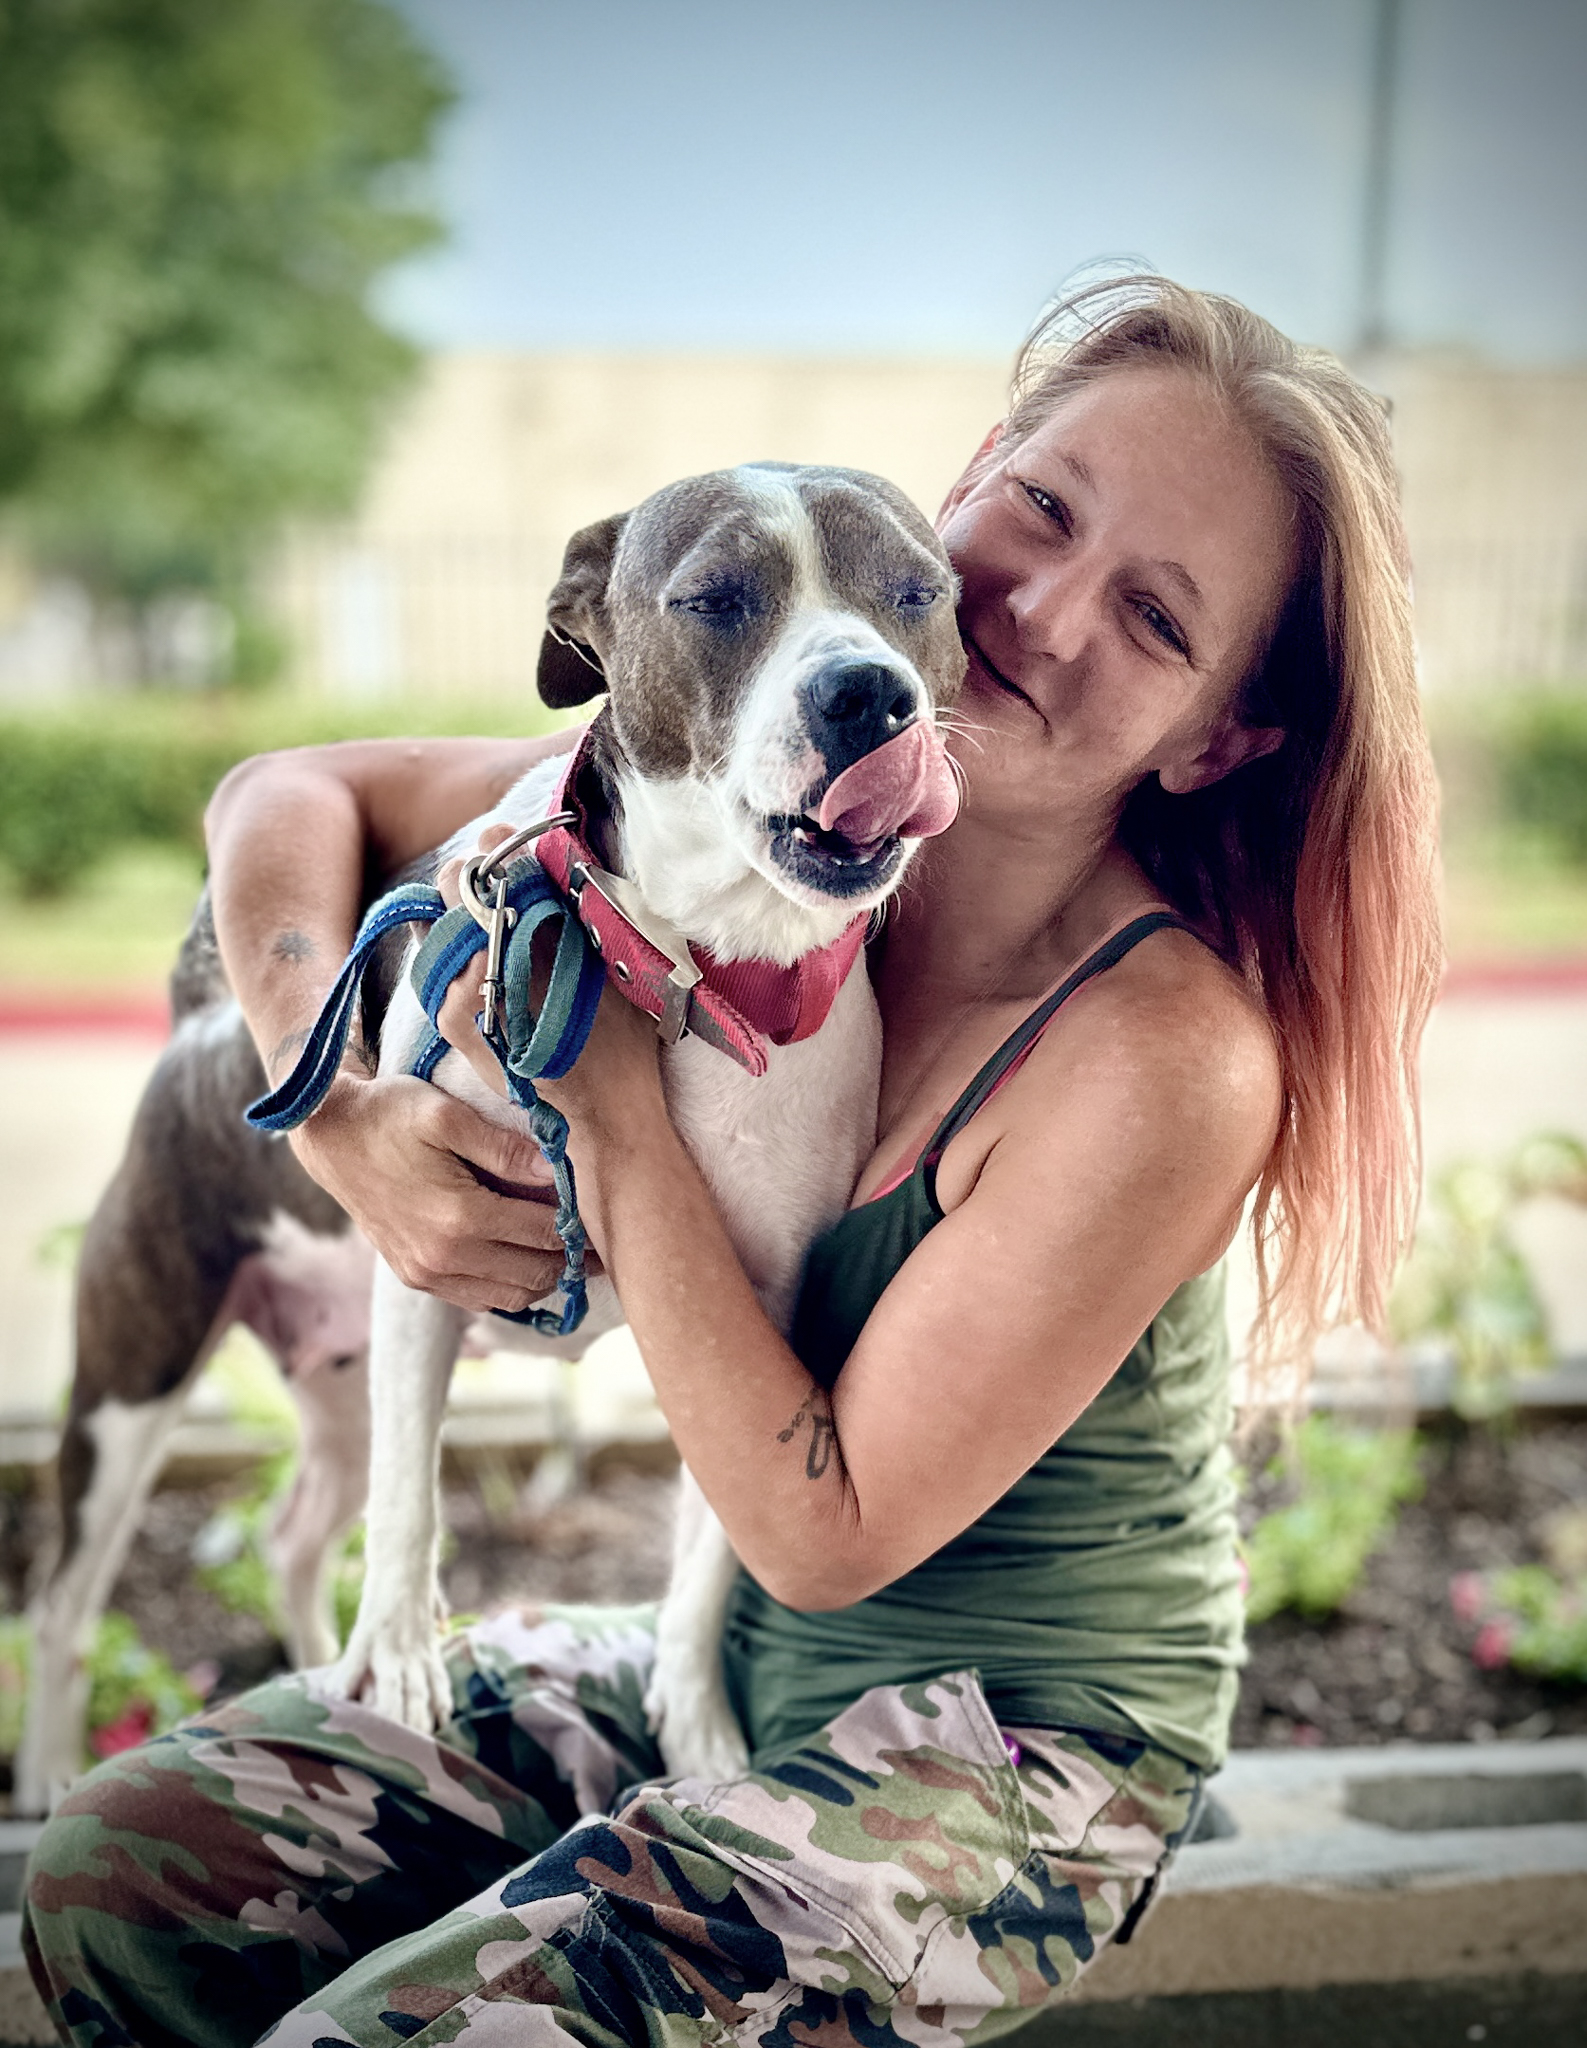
[919,910,1196,1185]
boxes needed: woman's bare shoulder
[1016,923,1282,1175]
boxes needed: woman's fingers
[291,1073,598,1316]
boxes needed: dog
[330,462,964,1778]
[15,460,962,1809]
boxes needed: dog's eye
[895,583,940,611]
[672,585,748,621]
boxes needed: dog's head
[537,463,965,960]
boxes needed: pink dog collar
[536,729,871,1076]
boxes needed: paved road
[3,991,1585,1422]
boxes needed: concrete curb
[1063,1739,1587,2008]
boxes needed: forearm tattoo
[777,1386,838,1480]
[268,1026,311,1079]
[272,928,316,965]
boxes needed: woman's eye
[1020,481,1070,530]
[1134,599,1189,657]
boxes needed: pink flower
[1235,1555,1250,1599]
[1471,1619,1514,1672]
[90,1702,155,1757]
[1291,1723,1323,1748]
[1449,1572,1487,1624]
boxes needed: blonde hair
[1006,276,1442,1383]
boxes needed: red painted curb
[0,958,1583,1038]
[0,995,169,1037]
[1441,958,1587,997]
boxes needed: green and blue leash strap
[245,860,605,1337]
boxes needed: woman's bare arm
[480,932,1279,1608]
[205,729,584,1312]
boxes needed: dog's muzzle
[766,718,961,899]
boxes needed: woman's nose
[1008,554,1098,665]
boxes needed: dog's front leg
[647,1467,751,1780]
[326,1262,461,1732]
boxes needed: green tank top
[722,912,1245,1772]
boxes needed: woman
[23,278,1441,2048]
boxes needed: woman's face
[937,363,1296,818]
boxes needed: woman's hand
[290,1068,572,1316]
[432,827,669,1250]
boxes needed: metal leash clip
[456,811,576,1039]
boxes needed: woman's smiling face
[937,363,1297,816]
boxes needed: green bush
[1390,1132,1587,1421]
[193,1451,367,1650]
[1483,690,1587,867]
[1243,1417,1424,1623]
[1487,1565,1587,1685]
[0,694,568,896]
[0,1610,200,1768]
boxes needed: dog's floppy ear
[537,511,629,708]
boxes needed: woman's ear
[1158,719,1286,796]
[936,423,1005,525]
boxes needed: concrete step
[1039,1737,1587,2031]
[0,1911,50,2048]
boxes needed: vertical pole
[1359,0,1403,355]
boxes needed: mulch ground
[4,1422,1585,1778]
[1232,1419,1587,1747]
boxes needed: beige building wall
[1379,354,1587,690]
[270,349,1587,701]
[270,353,1010,702]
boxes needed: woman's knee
[21,1744,206,2040]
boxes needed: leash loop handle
[246,833,604,1338]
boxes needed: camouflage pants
[24,1604,1201,2048]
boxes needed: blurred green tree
[0,0,452,678]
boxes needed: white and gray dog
[18,461,964,1810]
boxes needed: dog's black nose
[804,662,917,777]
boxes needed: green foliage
[1390,1132,1587,1421]
[193,1453,365,1649]
[35,1217,86,1269]
[1487,1565,1587,1685]
[0,0,452,620]
[333,1518,366,1649]
[83,1610,201,1741]
[0,694,564,895]
[0,1610,199,1766]
[1243,1416,1424,1624]
[0,1615,27,1760]
[1497,694,1587,867]
[191,1455,293,1634]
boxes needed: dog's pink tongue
[815,722,960,843]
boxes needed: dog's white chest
[657,969,880,1324]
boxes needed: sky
[382,0,1587,363]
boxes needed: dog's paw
[326,1625,453,1734]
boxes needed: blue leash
[246,855,605,1337]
